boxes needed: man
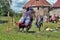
[35,15,43,31]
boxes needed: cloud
[11,6,23,13]
[47,0,57,5]
[17,0,24,3]
[11,0,29,13]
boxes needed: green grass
[0,17,60,40]
[0,16,8,21]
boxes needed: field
[0,16,60,40]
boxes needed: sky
[47,0,57,5]
[11,0,57,13]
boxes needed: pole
[8,12,10,32]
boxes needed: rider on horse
[17,7,35,32]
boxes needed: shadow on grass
[14,27,36,33]
[16,30,36,34]
[0,20,8,24]
[27,31,36,33]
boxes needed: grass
[0,16,60,40]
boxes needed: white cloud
[11,6,23,13]
[11,0,26,13]
[47,0,57,5]
[11,0,29,13]
[17,0,24,3]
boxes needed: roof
[32,0,50,6]
[24,1,31,8]
[53,0,60,7]
[24,0,50,8]
[24,0,35,8]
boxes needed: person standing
[35,15,43,31]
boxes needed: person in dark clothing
[56,16,59,23]
[35,15,43,31]
[48,15,52,22]
[39,16,43,31]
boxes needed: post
[8,12,10,32]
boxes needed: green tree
[0,0,13,16]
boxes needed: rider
[18,7,34,28]
[24,7,34,27]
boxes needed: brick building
[24,0,51,16]
[49,0,60,16]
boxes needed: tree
[0,0,13,16]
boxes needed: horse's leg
[26,25,31,32]
[18,24,23,32]
[21,24,25,32]
[22,27,24,32]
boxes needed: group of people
[44,14,60,23]
[17,7,60,32]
